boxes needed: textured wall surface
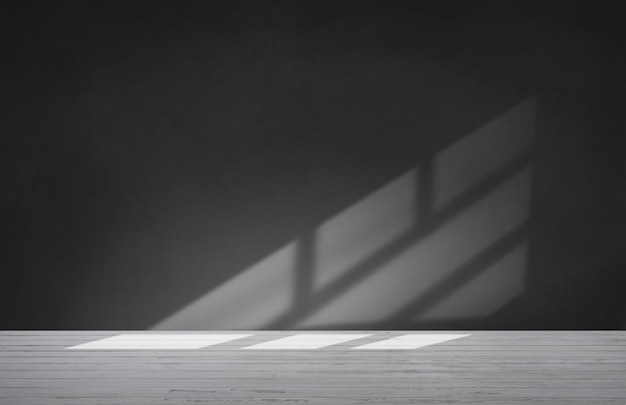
[1,0,624,329]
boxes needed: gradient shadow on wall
[152,97,535,330]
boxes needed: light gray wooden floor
[0,331,625,405]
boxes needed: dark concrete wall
[1,0,624,329]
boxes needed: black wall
[1,0,624,329]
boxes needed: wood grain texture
[0,331,624,405]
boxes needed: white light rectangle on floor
[242,334,371,350]
[66,334,252,350]
[351,333,470,350]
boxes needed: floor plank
[0,331,624,404]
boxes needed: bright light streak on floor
[242,334,371,350]
[351,333,470,350]
[66,334,252,350]
[64,333,471,350]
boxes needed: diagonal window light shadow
[152,241,299,329]
[284,167,532,328]
[152,97,535,330]
[153,170,418,329]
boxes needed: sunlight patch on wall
[151,98,535,330]
[151,171,418,330]
[313,169,418,291]
[295,168,531,327]
[418,243,528,320]
[152,242,297,329]
[434,98,534,210]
